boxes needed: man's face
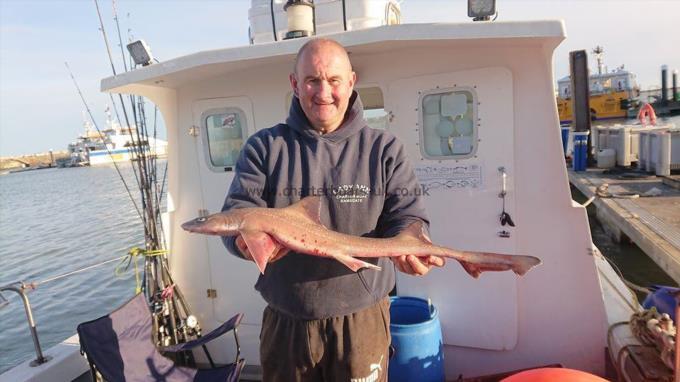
[290,44,356,133]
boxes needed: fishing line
[64,61,143,222]
[30,255,129,287]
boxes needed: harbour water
[0,162,162,373]
[0,115,678,372]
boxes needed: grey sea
[0,162,163,373]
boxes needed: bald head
[293,38,352,76]
[289,38,357,134]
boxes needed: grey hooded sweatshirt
[222,92,428,319]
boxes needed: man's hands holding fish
[391,254,445,276]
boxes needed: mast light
[283,0,315,40]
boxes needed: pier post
[661,65,668,104]
[569,50,592,170]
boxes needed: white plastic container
[249,0,401,44]
[596,148,616,169]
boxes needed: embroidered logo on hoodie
[332,184,370,203]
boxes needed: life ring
[501,367,608,382]
[637,103,657,126]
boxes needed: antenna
[592,46,605,75]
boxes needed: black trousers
[259,298,391,382]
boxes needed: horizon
[1,0,678,157]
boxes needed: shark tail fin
[512,255,542,276]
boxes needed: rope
[607,321,629,381]
[630,307,676,371]
[115,247,169,293]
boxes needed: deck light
[283,0,315,39]
[127,40,154,67]
[468,0,496,21]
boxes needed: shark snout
[181,217,208,232]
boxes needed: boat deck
[568,168,680,283]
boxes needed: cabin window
[203,108,246,169]
[357,87,387,130]
[419,88,477,159]
[285,86,388,129]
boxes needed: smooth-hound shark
[181,197,541,277]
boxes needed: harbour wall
[0,151,70,170]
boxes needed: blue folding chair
[77,293,245,382]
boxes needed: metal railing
[0,282,52,367]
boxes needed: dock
[568,169,680,283]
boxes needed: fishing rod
[92,0,201,352]
[94,0,152,244]
[111,0,129,73]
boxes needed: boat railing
[0,282,52,367]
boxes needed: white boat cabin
[99,1,639,379]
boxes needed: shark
[181,196,541,277]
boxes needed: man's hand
[235,235,290,263]
[391,255,445,276]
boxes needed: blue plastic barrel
[389,296,444,382]
[561,126,570,156]
[572,131,589,171]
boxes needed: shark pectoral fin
[332,254,382,272]
[240,231,278,274]
[283,196,323,226]
[396,221,432,244]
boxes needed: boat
[556,46,640,124]
[66,109,168,166]
[1,1,670,381]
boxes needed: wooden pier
[568,169,680,283]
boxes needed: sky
[1,0,678,157]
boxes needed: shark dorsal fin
[283,196,323,225]
[396,220,432,244]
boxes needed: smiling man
[221,38,444,382]
[290,39,356,134]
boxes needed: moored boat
[556,46,640,124]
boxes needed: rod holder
[498,167,507,197]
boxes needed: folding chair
[77,293,245,382]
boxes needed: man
[222,38,444,382]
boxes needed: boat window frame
[418,86,479,160]
[200,106,249,172]
[284,85,389,130]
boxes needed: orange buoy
[500,367,609,382]
[637,103,657,126]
